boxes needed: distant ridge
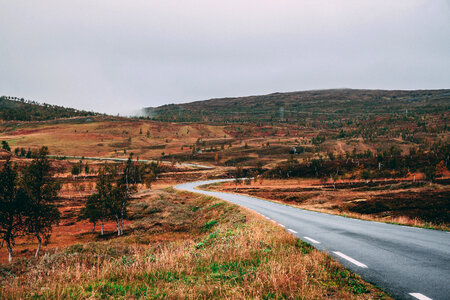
[0,96,101,121]
[143,88,450,123]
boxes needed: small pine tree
[94,164,116,235]
[71,163,80,176]
[1,141,11,152]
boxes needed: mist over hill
[143,89,450,124]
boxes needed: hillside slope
[144,89,450,123]
[0,96,100,121]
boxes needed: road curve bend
[175,179,450,300]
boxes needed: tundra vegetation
[0,188,390,299]
[0,89,448,298]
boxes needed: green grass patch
[201,220,218,232]
[295,239,314,254]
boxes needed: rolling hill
[144,89,450,124]
[0,96,101,121]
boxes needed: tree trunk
[5,238,13,263]
[35,233,42,258]
[92,222,96,232]
[116,217,120,236]
[119,202,125,236]
[101,219,104,235]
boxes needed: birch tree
[0,159,25,263]
[21,147,60,257]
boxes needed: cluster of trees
[71,160,91,176]
[0,149,162,263]
[0,96,99,121]
[266,142,450,181]
[80,155,158,236]
[11,144,55,159]
[13,147,35,158]
[0,147,60,263]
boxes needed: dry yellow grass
[0,118,229,159]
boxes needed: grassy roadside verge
[199,181,450,232]
[0,187,390,299]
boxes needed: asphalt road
[175,179,450,300]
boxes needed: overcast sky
[1,1,449,114]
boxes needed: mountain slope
[144,89,450,123]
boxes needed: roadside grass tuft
[295,239,314,254]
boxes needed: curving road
[175,179,450,300]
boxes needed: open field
[0,117,316,170]
[0,117,229,162]
[0,187,390,299]
[0,117,324,168]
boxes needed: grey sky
[1,0,449,115]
